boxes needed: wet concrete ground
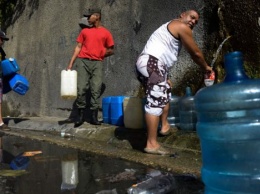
[0,135,204,194]
[3,116,202,177]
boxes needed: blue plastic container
[102,96,112,124]
[195,51,260,193]
[179,87,197,131]
[9,73,29,95]
[10,154,30,170]
[168,95,180,128]
[1,58,20,76]
[110,96,125,126]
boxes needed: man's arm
[67,42,82,70]
[169,22,211,72]
[104,45,114,57]
[179,24,210,71]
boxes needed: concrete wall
[3,0,207,117]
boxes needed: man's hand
[205,65,213,74]
[67,64,72,70]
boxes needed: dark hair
[179,10,200,18]
[187,10,200,16]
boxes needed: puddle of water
[0,135,204,194]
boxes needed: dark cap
[0,30,9,41]
[83,8,101,17]
[79,17,93,29]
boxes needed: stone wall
[3,0,209,117]
[202,0,260,82]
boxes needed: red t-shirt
[77,27,114,61]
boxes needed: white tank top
[141,21,182,68]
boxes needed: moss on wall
[0,0,17,29]
[203,0,260,85]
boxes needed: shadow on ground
[4,117,29,125]
[114,127,147,152]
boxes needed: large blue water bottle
[179,87,197,131]
[194,51,260,193]
[168,95,180,128]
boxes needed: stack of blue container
[102,96,125,126]
[1,58,29,95]
[168,95,180,128]
[179,87,197,131]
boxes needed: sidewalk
[3,116,202,177]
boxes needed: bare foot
[160,123,170,134]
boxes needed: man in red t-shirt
[67,8,114,127]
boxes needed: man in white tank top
[136,10,213,155]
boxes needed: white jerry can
[60,70,77,100]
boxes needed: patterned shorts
[136,54,171,116]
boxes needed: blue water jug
[110,96,125,126]
[179,87,197,131]
[10,153,30,170]
[194,51,260,193]
[168,95,180,128]
[9,73,29,95]
[1,57,20,76]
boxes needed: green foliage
[244,62,260,79]
[0,0,17,30]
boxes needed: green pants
[74,58,103,110]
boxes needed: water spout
[210,36,232,68]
